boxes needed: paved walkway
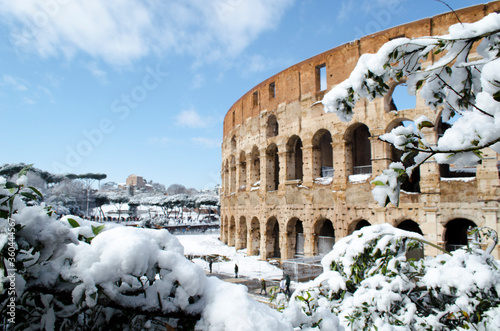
[204,271,292,307]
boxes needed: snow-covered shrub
[1,168,292,330]
[284,224,500,330]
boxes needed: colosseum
[220,2,500,263]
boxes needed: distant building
[126,175,146,188]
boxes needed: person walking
[209,260,213,274]
[279,278,286,294]
[260,278,267,295]
[234,264,239,278]
[285,274,291,297]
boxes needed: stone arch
[231,135,237,151]
[436,116,476,178]
[239,151,247,189]
[348,219,371,235]
[285,217,304,259]
[265,217,281,258]
[266,144,280,191]
[397,219,424,259]
[229,155,236,193]
[386,119,420,193]
[384,80,416,112]
[228,216,236,247]
[345,123,372,175]
[248,217,260,256]
[267,114,279,138]
[312,129,333,178]
[237,216,247,250]
[222,215,229,244]
[314,218,335,255]
[444,218,477,252]
[249,146,261,186]
[286,135,303,181]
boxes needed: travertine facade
[221,3,500,261]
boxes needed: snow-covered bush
[0,168,291,330]
[284,224,500,330]
[321,12,500,206]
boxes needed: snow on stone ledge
[440,177,476,182]
[315,177,333,185]
[348,174,371,183]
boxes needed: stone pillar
[476,148,500,201]
[482,206,499,259]
[420,207,444,256]
[419,127,441,203]
[370,129,391,176]
[279,150,290,190]
[332,134,348,190]
[245,152,253,191]
[303,220,316,257]
[260,222,268,260]
[302,138,315,187]
[259,147,269,194]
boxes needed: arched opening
[444,218,477,252]
[230,155,236,193]
[239,151,247,189]
[313,130,333,178]
[267,115,279,138]
[249,217,260,256]
[250,146,260,186]
[387,120,420,193]
[266,217,280,258]
[286,136,303,181]
[346,124,372,175]
[315,219,335,255]
[222,216,229,244]
[266,144,280,191]
[231,135,237,151]
[237,216,247,251]
[437,118,476,178]
[385,82,416,112]
[348,219,371,235]
[286,218,304,258]
[397,219,424,259]
[228,216,236,247]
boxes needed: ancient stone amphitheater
[220,2,500,262]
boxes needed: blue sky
[0,0,484,190]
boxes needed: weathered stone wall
[221,2,500,261]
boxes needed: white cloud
[191,137,221,148]
[86,62,108,84]
[2,74,27,91]
[175,109,211,128]
[0,0,294,66]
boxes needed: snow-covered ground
[176,232,284,281]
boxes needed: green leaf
[371,180,386,186]
[28,186,43,198]
[493,90,500,102]
[445,66,452,75]
[18,164,33,177]
[21,192,37,201]
[415,80,424,91]
[92,224,105,236]
[297,295,305,302]
[5,182,18,189]
[417,120,434,130]
[67,218,80,228]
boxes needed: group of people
[259,274,291,297]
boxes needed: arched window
[250,146,260,185]
[315,219,335,255]
[286,218,304,258]
[267,115,279,138]
[348,219,371,235]
[239,151,247,189]
[352,124,372,175]
[266,217,280,258]
[313,130,333,178]
[249,217,260,256]
[385,82,416,112]
[286,136,303,181]
[266,144,280,191]
[445,218,477,252]
[397,219,424,259]
[231,136,237,151]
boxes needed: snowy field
[175,232,284,281]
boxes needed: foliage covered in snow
[283,224,500,330]
[321,12,500,206]
[0,170,290,330]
